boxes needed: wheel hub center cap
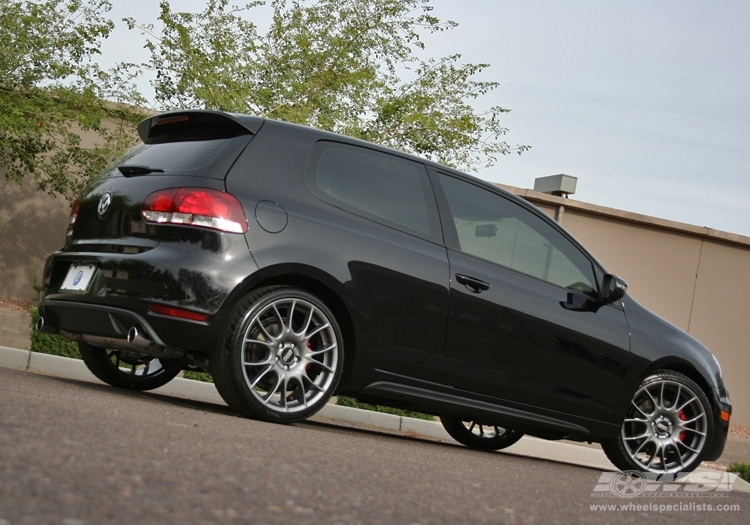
[653,417,672,437]
[279,345,296,365]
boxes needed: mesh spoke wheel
[215,287,343,423]
[602,370,714,474]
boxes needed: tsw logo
[591,471,739,498]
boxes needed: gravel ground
[1,296,748,443]
[0,297,37,313]
[730,425,750,440]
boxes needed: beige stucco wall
[0,176,69,300]
[561,210,703,331]
[504,185,750,425]
[688,240,750,427]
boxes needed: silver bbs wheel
[214,286,344,423]
[240,296,338,413]
[621,377,709,473]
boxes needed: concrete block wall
[0,310,31,350]
[721,438,750,466]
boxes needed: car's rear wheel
[441,417,524,451]
[78,341,180,391]
[602,370,714,474]
[214,286,344,423]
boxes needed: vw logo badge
[97,193,112,218]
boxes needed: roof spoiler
[137,110,264,144]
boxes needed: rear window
[112,135,253,179]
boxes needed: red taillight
[148,303,208,322]
[67,197,80,237]
[147,189,178,212]
[69,197,80,226]
[142,188,247,233]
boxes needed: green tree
[127,0,528,170]
[0,0,146,199]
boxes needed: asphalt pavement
[2,365,749,525]
[1,345,748,495]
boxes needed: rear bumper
[38,300,167,345]
[36,297,237,370]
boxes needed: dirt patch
[729,424,750,440]
[0,297,37,313]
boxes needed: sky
[100,0,750,237]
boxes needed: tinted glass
[439,174,598,295]
[116,140,234,173]
[312,143,433,236]
[104,133,253,180]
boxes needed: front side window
[439,174,598,295]
[309,142,438,239]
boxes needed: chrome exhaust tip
[35,315,60,335]
[127,326,146,347]
[127,327,156,352]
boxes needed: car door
[299,141,450,385]
[432,171,631,422]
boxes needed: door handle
[455,274,490,293]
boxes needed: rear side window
[308,142,440,242]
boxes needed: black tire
[602,370,714,474]
[441,417,524,451]
[213,286,344,423]
[78,341,180,391]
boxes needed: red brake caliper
[306,341,313,372]
[678,410,687,441]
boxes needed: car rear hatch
[64,110,263,254]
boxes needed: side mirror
[600,274,627,304]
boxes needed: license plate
[60,264,97,293]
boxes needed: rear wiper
[118,165,165,176]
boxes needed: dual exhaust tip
[36,316,157,352]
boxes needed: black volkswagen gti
[38,110,730,474]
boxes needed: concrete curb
[1,345,748,493]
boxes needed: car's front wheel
[78,341,181,391]
[441,417,524,451]
[602,370,714,473]
[213,286,344,423]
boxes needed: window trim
[306,141,444,244]
[428,168,603,298]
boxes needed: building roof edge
[496,183,750,249]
